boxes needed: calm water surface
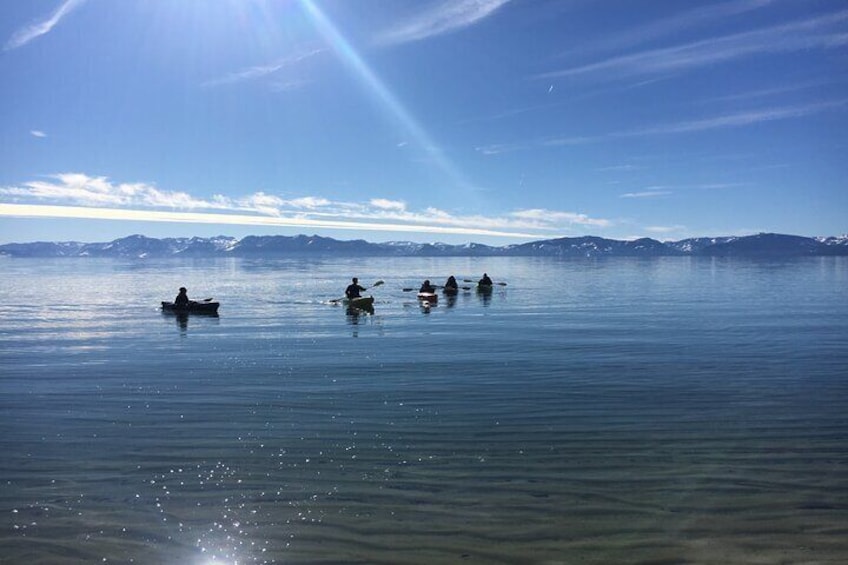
[1,256,846,564]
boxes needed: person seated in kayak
[444,275,458,291]
[478,273,493,286]
[419,279,436,293]
[345,277,367,299]
[174,287,192,307]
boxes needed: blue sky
[1,0,846,245]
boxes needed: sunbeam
[299,0,473,193]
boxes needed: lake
[1,256,846,564]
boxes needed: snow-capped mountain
[2,232,847,258]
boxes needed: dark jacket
[346,283,366,299]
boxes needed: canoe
[161,301,220,314]
[418,292,438,304]
[344,296,374,309]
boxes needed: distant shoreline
[1,232,847,259]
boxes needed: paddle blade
[372,280,384,287]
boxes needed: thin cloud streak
[4,0,87,51]
[699,80,832,104]
[0,173,611,239]
[0,204,554,239]
[202,49,324,87]
[570,0,775,56]
[483,99,846,155]
[620,191,672,199]
[374,0,511,46]
[645,225,687,234]
[541,100,848,146]
[630,100,848,135]
[540,9,848,81]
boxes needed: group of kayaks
[415,283,494,307]
[160,278,502,316]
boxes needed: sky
[1,0,846,245]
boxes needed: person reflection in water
[176,312,189,332]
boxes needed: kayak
[344,296,374,309]
[418,292,438,304]
[476,284,493,293]
[161,301,220,314]
[442,286,459,296]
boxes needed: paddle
[463,279,507,286]
[330,280,383,304]
[404,285,471,292]
[437,284,471,291]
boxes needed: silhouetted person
[479,273,493,286]
[175,287,190,307]
[346,277,366,299]
[444,276,458,291]
[419,279,436,293]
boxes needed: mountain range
[1,233,847,259]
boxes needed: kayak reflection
[477,284,493,306]
[346,303,374,318]
[162,309,220,334]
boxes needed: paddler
[345,277,367,299]
[174,287,192,306]
[444,275,459,291]
[419,279,436,293]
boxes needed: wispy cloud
[540,9,848,81]
[620,190,672,199]
[569,0,776,56]
[30,130,47,138]
[374,0,511,46]
[540,99,848,147]
[479,97,846,157]
[370,198,406,212]
[474,142,527,155]
[597,164,643,172]
[629,100,848,135]
[4,0,87,51]
[0,173,613,239]
[699,80,832,105]
[509,208,611,228]
[645,225,687,235]
[269,79,311,92]
[202,49,324,88]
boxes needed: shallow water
[1,256,847,563]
